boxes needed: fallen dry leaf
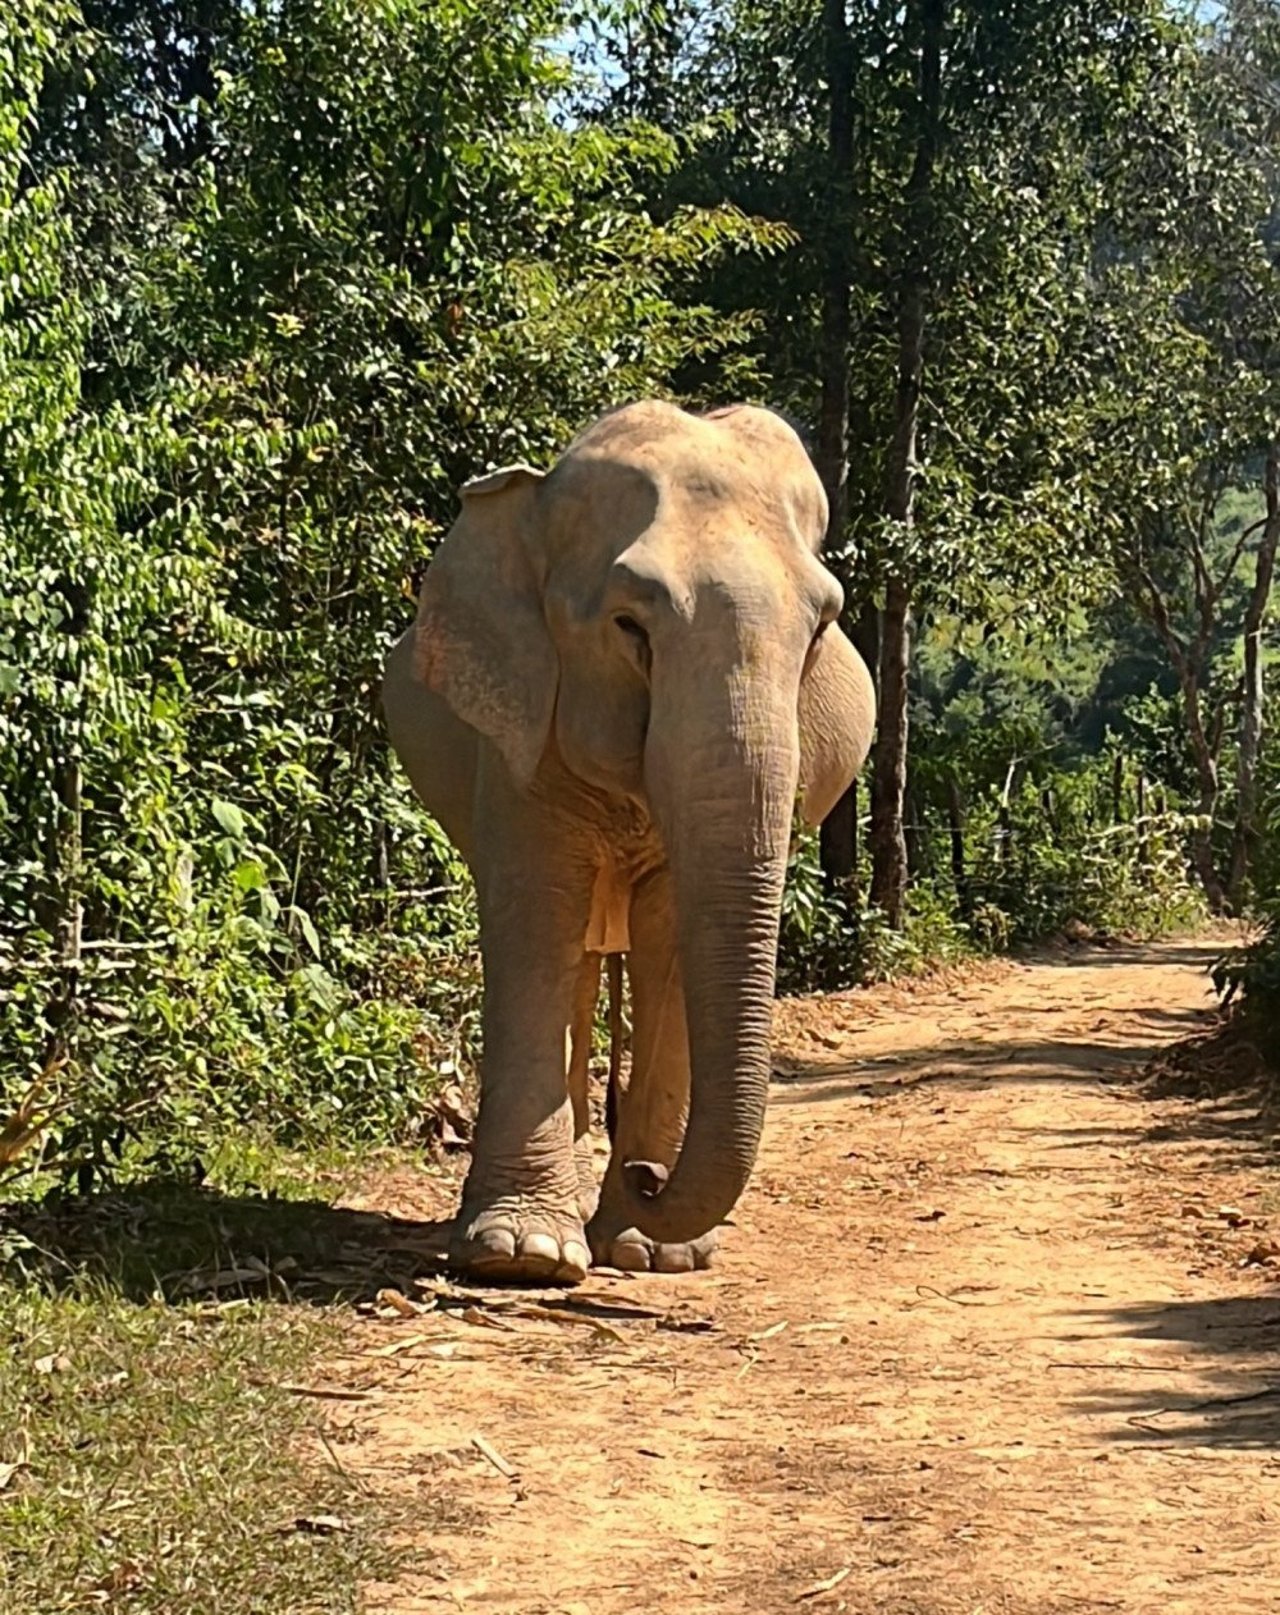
[93,1561,145,1595]
[288,1514,349,1535]
[369,1333,430,1358]
[413,1274,473,1302]
[376,1287,423,1318]
[795,1566,852,1601]
[658,1314,716,1334]
[428,1080,472,1151]
[174,1266,270,1296]
[513,1304,626,1344]
[748,1320,789,1343]
[0,1460,27,1492]
[471,1433,517,1479]
[275,1382,371,1402]
[460,1306,516,1333]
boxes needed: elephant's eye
[612,613,651,675]
[613,613,648,645]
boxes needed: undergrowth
[0,1168,396,1615]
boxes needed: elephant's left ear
[414,465,557,789]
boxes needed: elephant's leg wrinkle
[452,793,596,1286]
[588,871,716,1275]
[568,953,603,1222]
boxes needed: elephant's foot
[449,1198,590,1286]
[586,1211,717,1275]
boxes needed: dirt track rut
[333,940,1280,1615]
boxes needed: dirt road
[336,940,1279,1615]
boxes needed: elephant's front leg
[588,870,716,1274]
[452,800,597,1285]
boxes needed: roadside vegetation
[2,5,1278,1606]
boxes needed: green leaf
[211,800,247,839]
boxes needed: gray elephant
[383,400,874,1284]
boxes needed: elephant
[383,400,875,1285]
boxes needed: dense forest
[2,0,1278,1186]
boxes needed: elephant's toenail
[473,1226,517,1259]
[561,1241,591,1278]
[520,1232,560,1264]
[611,1239,653,1272]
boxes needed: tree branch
[1129,558,1188,672]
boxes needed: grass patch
[0,1155,426,1615]
[0,1290,378,1614]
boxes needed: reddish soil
[324,939,1280,1614]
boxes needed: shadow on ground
[0,1178,452,1306]
[771,1024,1214,1110]
[1023,941,1230,972]
[1144,1007,1278,1118]
[773,1036,1177,1101]
[1069,1293,1280,1449]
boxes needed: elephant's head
[415,400,873,1244]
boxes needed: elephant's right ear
[414,465,556,789]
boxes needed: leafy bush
[0,1,773,1192]
[778,826,972,995]
[963,767,1209,944]
[776,745,1208,999]
[1214,743,1280,1022]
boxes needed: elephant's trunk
[619,654,798,1245]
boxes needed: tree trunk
[816,0,859,891]
[1136,772,1149,881]
[820,780,858,888]
[904,786,922,876]
[1042,787,1060,847]
[814,0,854,549]
[994,757,1017,869]
[870,576,912,922]
[1127,507,1231,915]
[946,776,969,919]
[1227,442,1280,908]
[1180,665,1227,914]
[870,0,943,928]
[44,577,89,1075]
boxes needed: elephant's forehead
[539,446,821,567]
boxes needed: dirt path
[335,940,1279,1615]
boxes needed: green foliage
[1216,742,1280,1015]
[0,0,774,1190]
[780,741,1209,996]
[3,0,1277,1200]
[961,767,1209,945]
[779,824,974,994]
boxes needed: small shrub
[778,825,973,994]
